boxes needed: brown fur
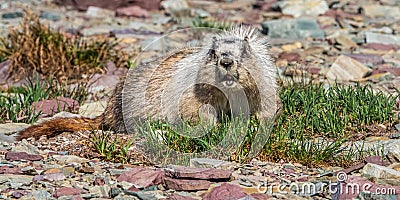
[17,26,279,140]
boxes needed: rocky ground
[0,0,400,199]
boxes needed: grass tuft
[0,9,130,83]
[89,129,133,164]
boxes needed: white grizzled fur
[121,26,278,133]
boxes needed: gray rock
[326,55,372,81]
[40,11,61,21]
[85,6,115,18]
[190,158,234,170]
[0,123,29,143]
[24,190,51,200]
[79,101,107,118]
[194,9,210,18]
[262,18,325,39]
[160,0,190,17]
[362,5,400,18]
[12,139,40,154]
[0,175,33,185]
[366,32,400,45]
[89,185,111,198]
[361,163,400,179]
[278,0,329,17]
[52,155,89,164]
[2,11,23,19]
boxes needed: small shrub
[0,9,130,83]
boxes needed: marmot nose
[220,58,233,69]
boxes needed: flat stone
[33,172,66,182]
[326,55,372,81]
[364,156,385,166]
[79,101,107,118]
[85,6,115,18]
[32,97,79,118]
[0,166,22,174]
[262,18,325,39]
[362,5,400,18]
[117,167,165,188]
[89,185,110,198]
[53,187,83,198]
[116,6,149,18]
[363,43,398,51]
[11,139,40,154]
[345,53,384,66]
[336,35,357,49]
[190,158,234,170]
[362,163,400,179]
[5,152,43,161]
[366,32,400,45]
[278,0,329,18]
[164,177,211,191]
[169,192,197,200]
[52,155,89,164]
[0,175,33,184]
[160,0,190,16]
[94,177,105,186]
[165,165,231,180]
[203,183,247,200]
[25,190,51,199]
[0,123,30,144]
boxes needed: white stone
[362,163,400,179]
[326,55,372,81]
[279,0,329,18]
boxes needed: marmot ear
[242,36,251,55]
[207,37,217,60]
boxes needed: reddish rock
[251,193,271,200]
[364,155,384,166]
[127,185,140,192]
[53,187,82,198]
[279,52,301,62]
[169,193,197,200]
[345,53,384,65]
[33,172,66,182]
[72,196,85,200]
[78,167,95,174]
[164,177,211,191]
[53,0,160,11]
[117,167,164,188]
[308,67,320,75]
[202,183,247,200]
[116,6,149,18]
[372,68,400,76]
[32,97,79,118]
[165,165,231,180]
[5,152,43,161]
[12,190,29,198]
[94,177,105,186]
[0,166,22,174]
[363,43,398,51]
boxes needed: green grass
[192,18,232,30]
[89,129,133,164]
[139,81,398,167]
[0,77,88,124]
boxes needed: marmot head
[204,36,252,89]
